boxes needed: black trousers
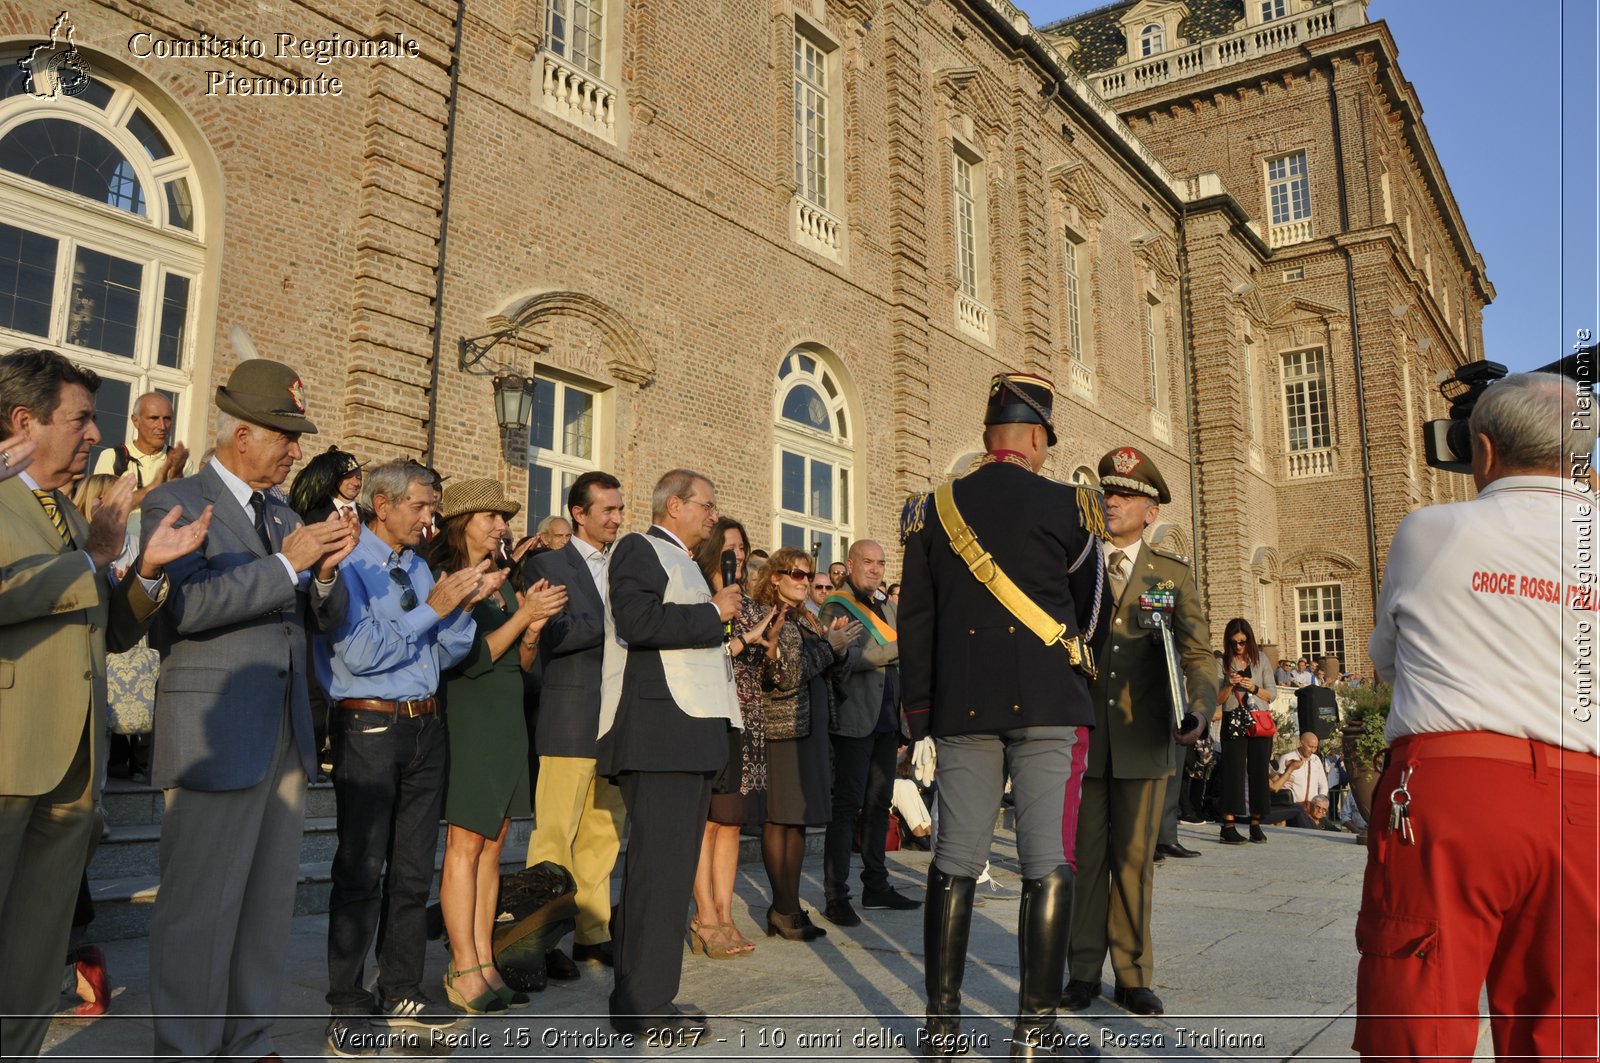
[824,729,897,904]
[611,770,712,1020]
[326,710,448,1011]
[1217,735,1273,819]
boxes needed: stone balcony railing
[538,51,616,141]
[956,292,992,343]
[1270,217,1315,248]
[1068,358,1094,399]
[1092,0,1361,101]
[791,196,843,260]
[1150,407,1172,444]
[1286,446,1336,479]
[1249,440,1265,473]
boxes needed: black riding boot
[921,863,977,1060]
[1011,866,1100,1060]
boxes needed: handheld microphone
[721,549,739,641]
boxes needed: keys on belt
[1388,763,1416,845]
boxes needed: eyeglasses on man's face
[812,581,832,591]
[682,497,718,518]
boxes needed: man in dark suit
[1065,447,1214,1019]
[900,372,1107,1060]
[142,359,356,1062]
[0,348,200,1060]
[524,470,627,978]
[819,538,919,927]
[598,468,741,1036]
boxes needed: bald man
[93,392,190,503]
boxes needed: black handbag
[1224,706,1252,740]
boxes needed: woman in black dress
[688,518,777,958]
[1213,617,1278,844]
[751,547,859,941]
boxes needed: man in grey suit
[143,359,356,1063]
[820,539,920,927]
[524,471,627,978]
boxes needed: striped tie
[33,488,73,547]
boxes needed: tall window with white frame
[1296,584,1344,663]
[1243,336,1260,442]
[774,350,853,569]
[1143,296,1164,405]
[1266,151,1311,244]
[546,0,604,76]
[1282,348,1333,474]
[1260,0,1287,21]
[954,154,978,300]
[1140,24,1164,56]
[1063,235,1085,360]
[794,29,828,211]
[0,65,203,467]
[526,375,601,524]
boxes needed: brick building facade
[0,0,1486,675]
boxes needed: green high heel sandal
[444,962,508,1014]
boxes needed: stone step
[100,776,340,825]
[86,824,826,942]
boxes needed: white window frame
[525,374,603,525]
[1281,348,1332,453]
[1296,583,1345,663]
[1266,151,1311,226]
[1260,0,1287,21]
[0,67,205,464]
[1140,24,1165,56]
[1063,233,1085,360]
[545,0,605,77]
[773,350,853,569]
[1143,294,1165,406]
[793,27,830,211]
[1244,335,1260,442]
[954,152,978,299]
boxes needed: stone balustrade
[1287,446,1336,479]
[790,196,842,259]
[956,292,991,343]
[539,51,616,141]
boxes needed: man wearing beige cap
[143,358,358,1062]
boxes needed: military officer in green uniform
[1064,446,1215,1018]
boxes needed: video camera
[1423,359,1508,473]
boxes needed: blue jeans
[325,709,447,1012]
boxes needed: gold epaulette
[1076,484,1109,542]
[899,491,929,546]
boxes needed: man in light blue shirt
[319,459,501,1054]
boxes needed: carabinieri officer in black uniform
[899,372,1108,1060]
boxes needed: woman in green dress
[430,479,568,1013]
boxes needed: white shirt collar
[1105,537,1143,568]
[572,534,607,564]
[18,469,40,491]
[651,524,688,552]
[208,456,256,509]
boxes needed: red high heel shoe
[74,945,109,1016]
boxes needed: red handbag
[1247,708,1277,738]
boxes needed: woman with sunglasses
[1213,618,1277,844]
[688,517,778,958]
[429,480,568,1012]
[751,547,860,941]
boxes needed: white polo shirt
[1370,475,1598,754]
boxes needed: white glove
[911,737,937,787]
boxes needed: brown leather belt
[338,697,437,718]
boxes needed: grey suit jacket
[819,594,899,738]
[142,462,346,792]
[527,541,606,758]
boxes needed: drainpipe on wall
[1326,62,1381,601]
[424,0,468,464]
[1174,210,1205,599]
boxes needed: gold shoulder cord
[932,480,1097,680]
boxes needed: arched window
[773,348,853,567]
[0,61,206,465]
[1140,24,1165,56]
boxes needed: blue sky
[1023,0,1599,373]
